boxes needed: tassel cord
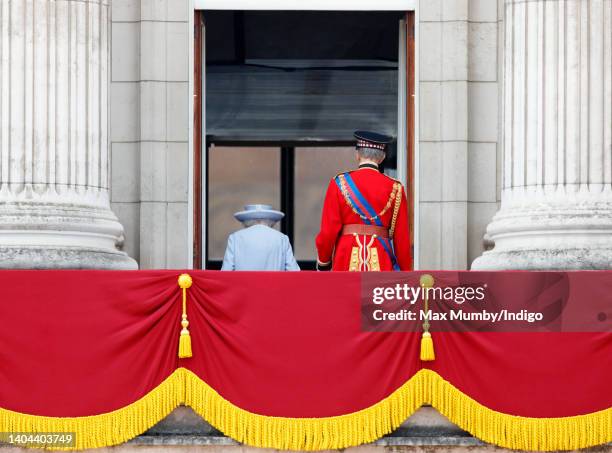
[178,274,193,358]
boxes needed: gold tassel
[179,332,192,359]
[178,273,193,358]
[419,274,435,362]
[420,332,435,361]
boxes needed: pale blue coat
[221,225,300,271]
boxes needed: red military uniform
[315,166,411,271]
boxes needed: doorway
[193,10,416,269]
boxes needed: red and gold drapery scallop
[0,271,610,451]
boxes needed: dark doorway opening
[194,10,415,269]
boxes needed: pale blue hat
[234,204,284,223]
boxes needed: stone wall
[418,0,501,269]
[110,0,190,267]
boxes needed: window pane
[207,146,280,261]
[294,147,356,260]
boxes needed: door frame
[189,5,420,269]
[194,0,416,10]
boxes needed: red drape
[0,270,610,449]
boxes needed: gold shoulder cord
[337,174,399,223]
[389,183,403,238]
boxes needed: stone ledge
[125,406,484,448]
[129,433,484,447]
[123,435,611,451]
[129,406,483,448]
[144,407,464,435]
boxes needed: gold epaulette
[382,173,402,184]
[333,170,352,179]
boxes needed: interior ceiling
[205,11,402,62]
[204,11,401,143]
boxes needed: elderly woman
[221,204,300,271]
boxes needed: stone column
[473,0,612,270]
[0,0,137,269]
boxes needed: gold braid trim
[1,368,611,451]
[337,174,398,223]
[389,183,403,238]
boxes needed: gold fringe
[184,368,423,451]
[426,369,612,451]
[1,368,611,451]
[0,369,185,450]
[185,368,612,452]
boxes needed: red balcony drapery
[0,271,610,450]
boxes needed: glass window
[293,147,356,260]
[207,146,281,261]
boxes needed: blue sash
[335,173,400,271]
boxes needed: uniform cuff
[316,259,332,271]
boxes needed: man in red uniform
[315,131,411,271]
